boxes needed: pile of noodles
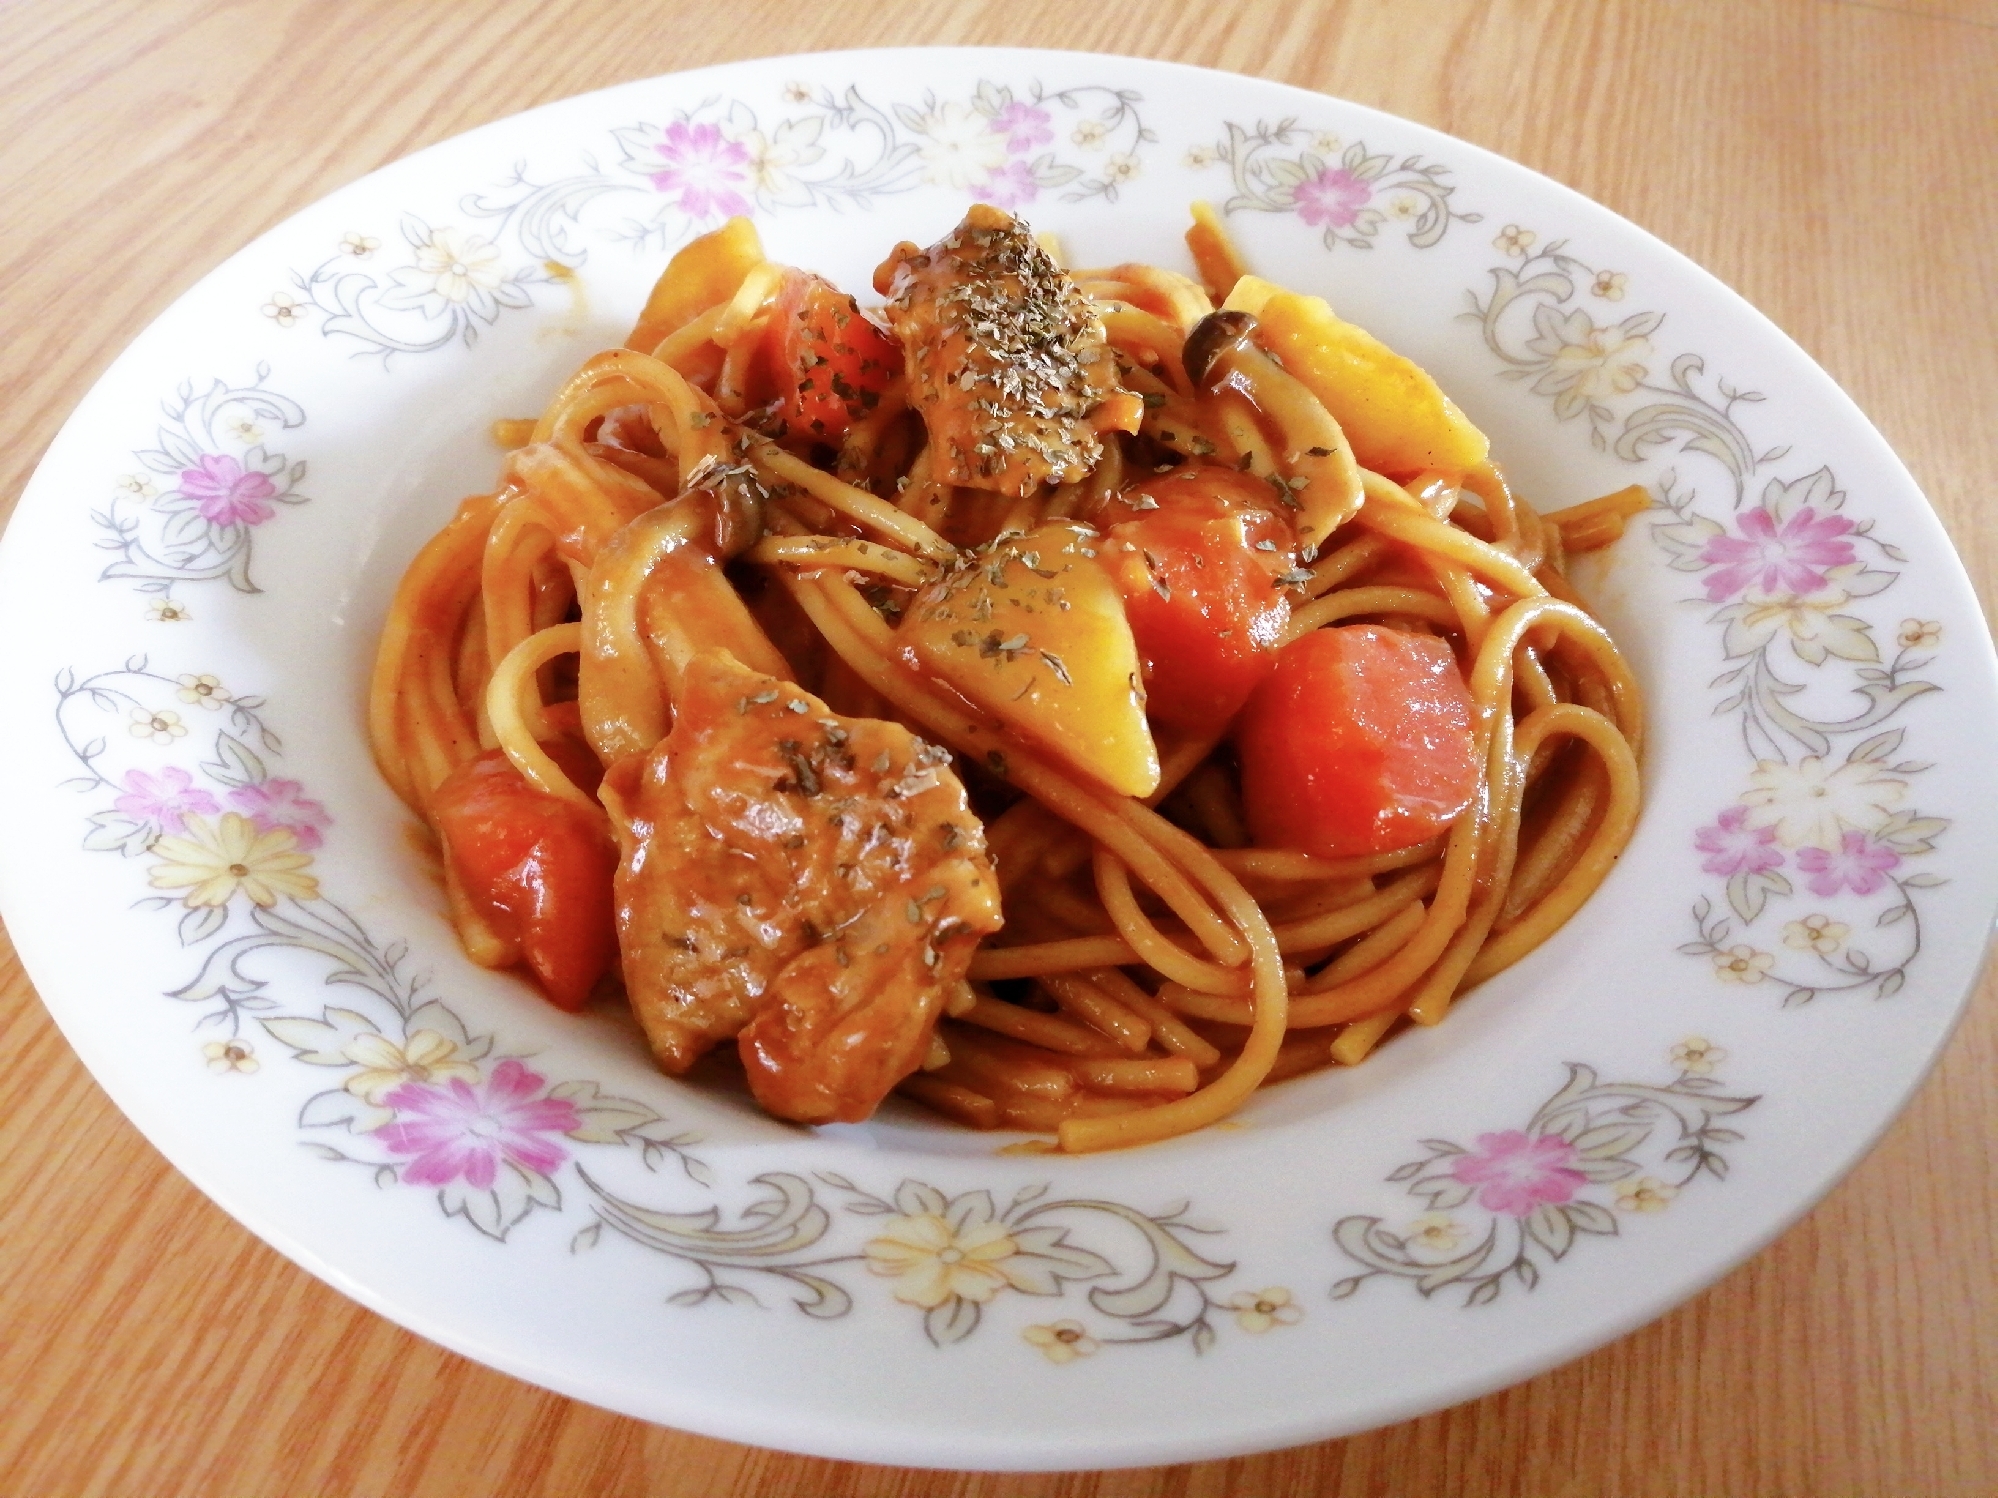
[371,208,1644,1153]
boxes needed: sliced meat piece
[880,204,1142,497]
[604,649,1002,1123]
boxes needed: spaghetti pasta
[370,204,1645,1153]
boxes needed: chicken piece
[604,649,1002,1124]
[878,204,1143,497]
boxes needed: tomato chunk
[1101,465,1297,733]
[430,746,617,1011]
[1235,625,1480,858]
[765,271,902,445]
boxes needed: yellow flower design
[1023,1320,1099,1364]
[1406,1213,1466,1255]
[1311,132,1341,154]
[1227,1286,1303,1333]
[342,1030,480,1105]
[737,119,823,196]
[1742,753,1906,849]
[410,226,506,306]
[1783,914,1849,955]
[1075,119,1109,149]
[1388,194,1420,219]
[1103,152,1141,184]
[1670,1037,1728,1075]
[909,101,1008,189]
[740,134,789,194]
[863,1212,1028,1309]
[148,813,319,908]
[176,673,231,711]
[1591,270,1628,300]
[1729,592,1875,664]
[1494,223,1537,257]
[1713,945,1773,984]
[782,81,812,104]
[1898,618,1941,650]
[146,598,192,622]
[1179,142,1211,167]
[116,474,158,499]
[129,707,186,743]
[340,231,379,257]
[229,420,263,443]
[1614,1176,1677,1213]
[1527,309,1651,420]
[261,293,301,327]
[203,1039,259,1074]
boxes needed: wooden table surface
[3,1,1994,1493]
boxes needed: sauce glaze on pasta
[370,204,1646,1153]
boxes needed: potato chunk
[1230,280,1489,477]
[899,520,1159,798]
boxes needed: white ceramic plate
[3,49,1993,1471]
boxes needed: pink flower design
[989,102,1053,154]
[114,766,219,834]
[376,1060,581,1189]
[227,777,332,851]
[1697,506,1856,603]
[976,159,1041,211]
[1694,805,1784,877]
[1293,167,1372,230]
[1450,1130,1586,1216]
[1796,831,1901,897]
[648,121,752,219]
[179,454,277,527]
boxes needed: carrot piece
[430,746,616,1011]
[763,271,903,445]
[1099,463,1297,732]
[1234,625,1479,858]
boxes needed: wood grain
[2,2,1994,1493]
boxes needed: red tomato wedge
[766,271,902,445]
[1100,465,1298,733]
[430,745,617,1012]
[1235,625,1480,858]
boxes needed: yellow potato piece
[626,217,765,354]
[1255,289,1489,477]
[901,521,1158,798]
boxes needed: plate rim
[3,45,1995,1471]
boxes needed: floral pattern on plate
[1187,122,1480,250]
[5,51,1988,1465]
[55,657,1290,1346]
[1462,233,1946,1002]
[271,78,1154,362]
[93,366,308,606]
[1330,1045,1757,1306]
[579,1170,1285,1357]
[56,658,706,1240]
